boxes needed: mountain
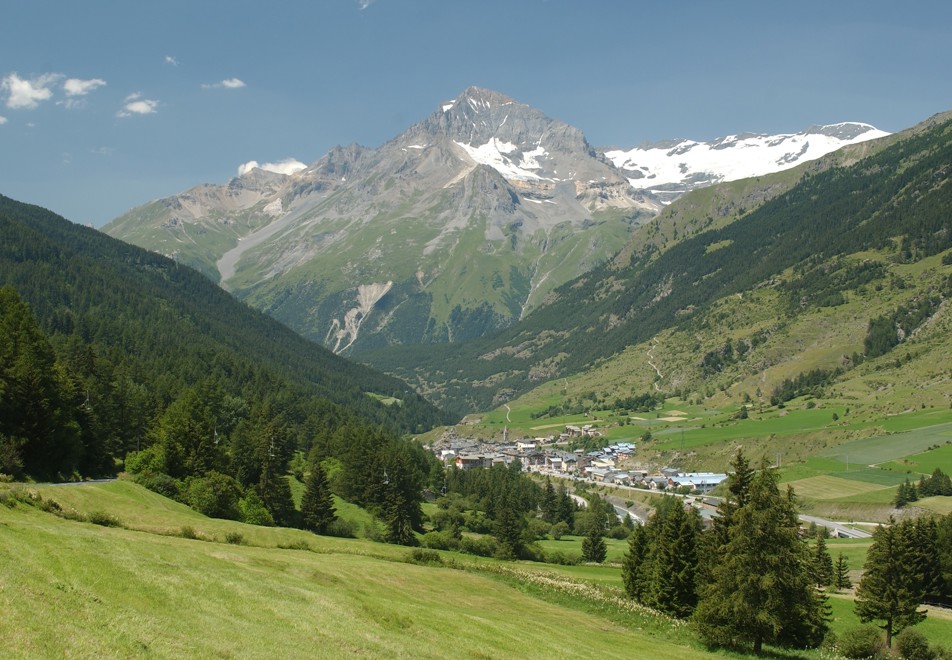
[604,123,889,204]
[105,87,658,354]
[365,111,952,416]
[0,194,450,440]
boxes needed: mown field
[1,481,703,659]
[4,479,952,658]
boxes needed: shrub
[545,550,580,566]
[838,625,887,659]
[87,510,121,527]
[420,530,461,551]
[325,518,357,538]
[224,532,245,545]
[550,520,571,540]
[179,525,198,539]
[406,548,443,566]
[896,629,935,660]
[238,491,274,526]
[184,471,243,520]
[124,445,165,475]
[133,472,182,500]
[277,540,312,551]
[459,535,497,557]
[607,523,631,540]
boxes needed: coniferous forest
[0,194,451,536]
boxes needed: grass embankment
[0,481,705,659]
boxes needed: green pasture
[535,535,630,565]
[5,480,952,657]
[818,420,952,466]
[880,442,952,477]
[1,482,707,659]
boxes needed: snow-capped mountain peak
[604,122,889,203]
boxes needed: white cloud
[202,78,246,90]
[356,0,376,8]
[237,158,306,177]
[64,77,106,96]
[2,72,62,109]
[0,115,7,125]
[165,55,179,66]
[117,93,158,117]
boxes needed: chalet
[516,440,538,452]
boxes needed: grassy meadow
[1,480,705,659]
[4,478,952,657]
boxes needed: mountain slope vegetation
[365,111,952,416]
[0,195,448,434]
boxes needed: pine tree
[622,523,650,601]
[812,533,834,587]
[301,460,337,534]
[493,489,526,559]
[834,552,852,591]
[855,518,927,648]
[541,477,557,523]
[581,520,607,563]
[649,501,700,617]
[257,447,296,528]
[694,463,828,654]
[894,480,910,508]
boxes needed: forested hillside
[0,195,450,536]
[366,112,952,415]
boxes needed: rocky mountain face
[104,87,659,353]
[104,87,885,355]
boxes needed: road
[566,478,872,536]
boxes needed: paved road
[798,514,873,539]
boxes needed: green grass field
[1,481,708,659]
[3,480,952,657]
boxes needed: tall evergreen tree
[649,500,701,617]
[856,518,927,648]
[694,463,828,654]
[622,523,650,601]
[834,552,852,591]
[541,477,558,524]
[581,519,608,563]
[493,488,526,559]
[300,460,337,534]
[812,533,834,587]
[0,286,82,479]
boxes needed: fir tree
[834,552,852,591]
[812,533,834,587]
[581,520,607,563]
[541,477,557,523]
[622,523,650,601]
[301,460,337,534]
[493,489,526,559]
[649,500,701,617]
[694,463,828,654]
[855,518,927,648]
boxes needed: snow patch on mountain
[454,138,552,182]
[604,123,889,199]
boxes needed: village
[430,423,728,495]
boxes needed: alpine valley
[104,87,886,355]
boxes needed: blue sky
[2,0,951,227]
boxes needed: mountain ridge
[104,87,887,355]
